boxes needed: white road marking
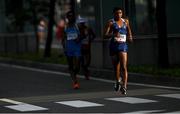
[1,63,180,90]
[5,104,48,112]
[122,110,165,114]
[164,111,180,114]
[156,93,180,99]
[105,97,157,104]
[0,98,48,112]
[56,100,104,108]
[0,98,23,105]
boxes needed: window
[128,0,157,35]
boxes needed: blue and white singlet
[64,25,81,57]
[109,18,128,55]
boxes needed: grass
[128,65,180,77]
[0,49,67,65]
[0,49,180,78]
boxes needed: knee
[121,65,127,72]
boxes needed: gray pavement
[0,62,180,113]
[0,57,180,87]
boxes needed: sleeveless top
[64,24,81,56]
[65,24,79,41]
[112,18,127,42]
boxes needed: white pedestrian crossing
[105,97,158,104]
[5,104,48,112]
[0,98,48,112]
[0,93,180,112]
[56,100,104,108]
[122,110,165,114]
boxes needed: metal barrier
[90,35,180,68]
[0,33,37,54]
[0,33,179,67]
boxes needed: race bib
[67,32,78,40]
[114,34,126,42]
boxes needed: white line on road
[0,98,48,112]
[156,93,180,99]
[5,104,48,112]
[122,110,165,114]
[105,97,157,104]
[56,100,104,108]
[1,63,180,90]
[0,98,23,105]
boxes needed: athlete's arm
[61,26,66,48]
[104,20,113,39]
[125,19,133,43]
[88,27,96,41]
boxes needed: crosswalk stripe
[56,100,104,108]
[122,110,165,114]
[105,97,158,104]
[5,104,48,112]
[156,93,180,99]
[0,98,48,112]
[0,95,179,112]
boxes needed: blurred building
[0,0,180,35]
[0,0,180,66]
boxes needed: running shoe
[120,86,127,95]
[73,82,80,89]
[114,82,121,91]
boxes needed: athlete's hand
[128,37,133,43]
[114,31,120,38]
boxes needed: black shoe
[114,82,121,91]
[120,87,127,95]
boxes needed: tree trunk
[44,0,56,57]
[156,0,169,68]
[70,0,75,12]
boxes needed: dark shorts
[65,40,81,57]
[109,39,128,56]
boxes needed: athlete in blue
[104,7,133,94]
[62,11,81,89]
[77,17,96,80]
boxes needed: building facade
[0,0,180,67]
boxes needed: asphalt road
[0,63,180,113]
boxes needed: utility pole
[156,0,169,68]
[44,0,56,57]
[70,0,75,13]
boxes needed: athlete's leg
[119,52,128,88]
[73,56,81,79]
[111,54,121,91]
[81,49,91,79]
[69,56,80,89]
[67,56,77,82]
[81,54,87,73]
[111,54,120,82]
[84,52,90,72]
